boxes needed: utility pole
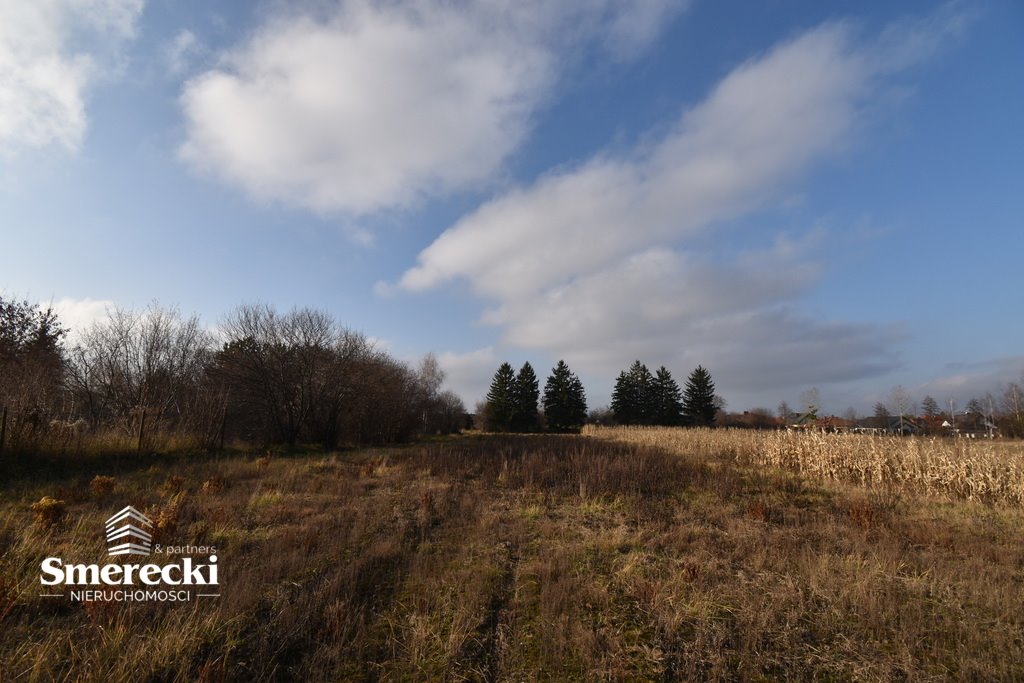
[988,396,996,438]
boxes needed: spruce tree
[651,366,683,426]
[611,360,654,425]
[512,362,540,432]
[568,374,588,427]
[543,360,587,432]
[484,362,516,431]
[611,371,633,425]
[920,395,940,418]
[630,361,654,424]
[682,365,718,427]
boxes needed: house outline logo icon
[105,506,153,556]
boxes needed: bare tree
[889,384,913,434]
[215,304,361,445]
[1003,382,1022,421]
[214,304,437,447]
[67,304,210,439]
[1002,381,1023,437]
[431,390,466,435]
[418,353,444,400]
[800,387,820,417]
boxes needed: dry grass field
[586,426,1024,505]
[2,432,1024,681]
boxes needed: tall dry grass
[586,425,1024,505]
[3,434,1024,680]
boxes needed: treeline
[480,361,587,433]
[611,361,719,427]
[0,298,465,454]
[480,359,721,433]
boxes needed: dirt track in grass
[3,433,1024,681]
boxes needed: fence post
[0,405,7,455]
[218,405,227,451]
[137,408,146,455]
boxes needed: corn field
[584,426,1024,506]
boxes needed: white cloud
[605,0,690,60]
[395,10,963,399]
[179,0,687,216]
[399,23,870,297]
[164,29,203,76]
[482,245,816,354]
[49,296,115,340]
[0,0,144,155]
[365,335,392,352]
[436,346,497,407]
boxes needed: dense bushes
[0,298,464,453]
[0,299,67,451]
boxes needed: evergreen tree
[611,371,632,424]
[511,361,540,432]
[682,365,718,427]
[631,361,655,424]
[920,395,940,418]
[484,362,516,431]
[650,366,683,426]
[611,360,654,425]
[543,360,587,432]
[569,375,587,426]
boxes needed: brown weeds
[30,496,66,529]
[2,434,1023,681]
[89,475,117,499]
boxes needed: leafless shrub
[66,303,212,444]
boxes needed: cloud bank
[435,346,498,408]
[179,0,687,216]
[49,296,115,341]
[396,11,963,399]
[913,357,1024,407]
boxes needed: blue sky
[1,0,1022,415]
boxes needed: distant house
[943,413,999,438]
[786,412,817,431]
[851,415,923,436]
[790,412,815,427]
[788,413,847,433]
